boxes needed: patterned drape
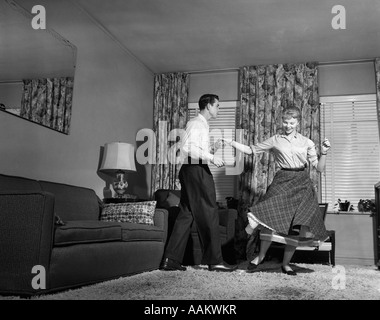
[237,62,320,260]
[375,58,380,140]
[151,72,189,193]
[20,77,74,134]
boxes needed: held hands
[213,138,233,151]
[321,138,331,154]
[214,138,225,150]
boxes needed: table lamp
[99,142,137,198]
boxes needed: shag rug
[1,261,380,300]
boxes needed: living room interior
[1,0,380,300]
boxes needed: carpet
[2,260,379,301]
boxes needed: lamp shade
[99,142,136,173]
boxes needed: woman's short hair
[282,106,301,121]
[199,94,219,110]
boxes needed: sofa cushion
[39,181,101,221]
[54,221,122,246]
[0,173,42,192]
[100,201,157,225]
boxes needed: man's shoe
[208,261,238,272]
[160,258,186,271]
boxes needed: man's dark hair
[198,94,219,110]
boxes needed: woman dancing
[224,106,331,275]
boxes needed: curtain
[151,72,189,193]
[375,58,380,140]
[20,77,74,134]
[237,62,320,260]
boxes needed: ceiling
[75,0,380,74]
[2,0,380,79]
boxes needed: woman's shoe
[247,258,264,272]
[281,266,297,276]
[245,224,254,235]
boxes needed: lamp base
[112,171,128,198]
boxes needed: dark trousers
[164,163,223,265]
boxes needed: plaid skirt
[250,169,329,247]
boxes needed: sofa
[0,173,168,296]
[154,189,237,265]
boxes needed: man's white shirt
[181,114,214,162]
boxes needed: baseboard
[334,256,376,266]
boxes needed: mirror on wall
[0,0,77,134]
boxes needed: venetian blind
[188,101,238,204]
[320,94,380,211]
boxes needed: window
[320,94,380,211]
[188,101,238,204]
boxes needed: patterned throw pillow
[100,201,156,225]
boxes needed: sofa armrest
[153,208,169,244]
[0,191,55,295]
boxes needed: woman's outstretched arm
[222,139,253,154]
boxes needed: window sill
[327,211,373,216]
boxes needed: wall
[319,61,376,96]
[189,70,239,102]
[0,0,154,199]
[325,214,375,266]
[0,82,23,110]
